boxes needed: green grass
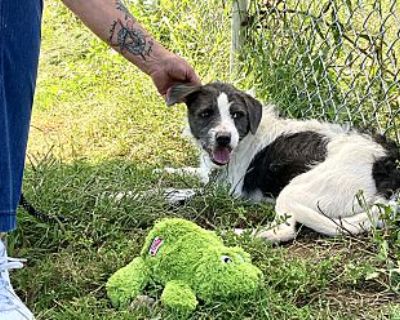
[8,0,400,319]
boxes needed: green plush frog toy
[106,218,262,316]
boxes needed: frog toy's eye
[221,255,233,264]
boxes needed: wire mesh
[241,0,400,141]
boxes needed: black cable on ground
[19,193,67,224]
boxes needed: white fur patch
[215,93,240,149]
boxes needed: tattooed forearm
[116,0,131,20]
[109,19,153,59]
[108,2,153,60]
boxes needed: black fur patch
[372,134,400,199]
[242,131,329,198]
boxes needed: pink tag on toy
[149,237,163,256]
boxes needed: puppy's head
[168,82,262,166]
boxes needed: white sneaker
[0,239,34,320]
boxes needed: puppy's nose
[216,132,231,146]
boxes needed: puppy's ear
[242,93,263,134]
[245,87,256,98]
[166,84,202,106]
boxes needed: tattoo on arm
[109,1,153,60]
[116,0,131,20]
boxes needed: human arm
[61,0,200,95]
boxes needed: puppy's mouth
[210,146,232,166]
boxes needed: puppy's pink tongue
[213,147,231,165]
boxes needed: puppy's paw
[255,229,282,242]
[234,226,295,243]
[234,228,252,236]
[163,188,197,205]
[152,167,177,175]
[233,228,259,237]
[256,227,296,243]
[234,228,245,236]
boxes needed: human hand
[148,53,201,97]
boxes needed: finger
[165,87,172,101]
[171,60,201,85]
[187,70,201,85]
[186,64,201,84]
[152,77,167,96]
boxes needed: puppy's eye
[232,111,245,119]
[199,109,213,118]
[221,255,233,264]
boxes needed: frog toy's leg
[106,257,149,308]
[161,280,198,317]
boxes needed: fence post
[230,0,249,75]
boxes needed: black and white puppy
[165,82,400,242]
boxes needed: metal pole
[230,0,248,75]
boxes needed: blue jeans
[0,0,43,232]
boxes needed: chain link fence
[240,0,400,142]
